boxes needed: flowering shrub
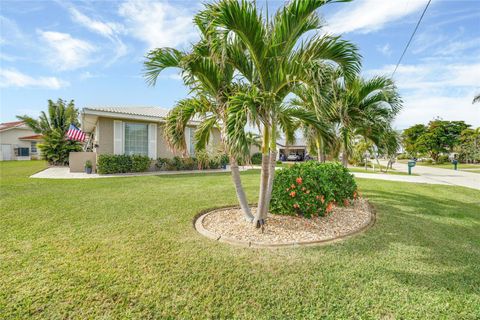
[270,162,357,218]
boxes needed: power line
[392,0,432,77]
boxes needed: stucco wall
[0,128,39,160]
[69,152,97,173]
[95,117,222,159]
[157,124,176,158]
[96,117,114,155]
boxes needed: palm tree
[206,0,361,226]
[473,93,480,104]
[17,99,82,165]
[332,76,402,167]
[144,18,256,221]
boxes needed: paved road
[379,160,480,190]
[351,172,451,185]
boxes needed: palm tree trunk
[342,150,348,167]
[262,149,277,219]
[254,127,270,227]
[315,138,321,162]
[220,125,253,220]
[230,157,254,221]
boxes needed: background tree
[17,99,81,165]
[456,127,480,163]
[402,124,427,157]
[416,120,469,161]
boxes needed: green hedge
[270,162,357,218]
[156,154,228,171]
[251,152,262,165]
[97,154,151,174]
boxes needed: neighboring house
[81,107,221,159]
[0,121,42,161]
[277,138,307,160]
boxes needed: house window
[124,123,148,156]
[31,142,37,153]
[14,147,29,157]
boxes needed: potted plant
[85,160,93,174]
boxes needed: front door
[1,144,12,160]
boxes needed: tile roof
[83,107,170,118]
[0,121,25,131]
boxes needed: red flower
[289,191,296,197]
[293,203,299,209]
[296,177,303,185]
[326,202,334,213]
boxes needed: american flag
[66,124,86,142]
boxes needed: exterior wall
[0,128,39,160]
[96,117,114,155]
[157,124,176,158]
[94,116,223,159]
[69,152,97,173]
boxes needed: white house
[0,121,42,161]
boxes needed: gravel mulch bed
[198,198,374,246]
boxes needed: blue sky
[1,0,479,129]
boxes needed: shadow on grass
[351,186,480,295]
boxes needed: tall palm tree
[332,76,402,167]
[206,0,361,226]
[144,20,256,221]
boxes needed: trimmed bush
[436,155,449,164]
[155,153,226,171]
[251,152,262,165]
[97,154,151,174]
[270,162,357,218]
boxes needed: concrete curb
[193,201,377,249]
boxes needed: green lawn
[1,161,479,319]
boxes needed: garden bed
[195,198,375,248]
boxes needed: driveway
[380,160,480,190]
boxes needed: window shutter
[148,123,157,159]
[113,120,124,155]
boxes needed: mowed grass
[1,161,479,319]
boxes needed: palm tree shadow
[342,186,480,295]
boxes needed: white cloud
[377,43,392,56]
[69,7,124,38]
[118,0,198,49]
[37,30,96,70]
[0,68,69,89]
[366,62,480,128]
[368,63,480,91]
[394,95,480,128]
[66,6,128,62]
[325,0,428,34]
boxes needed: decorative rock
[194,198,375,248]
